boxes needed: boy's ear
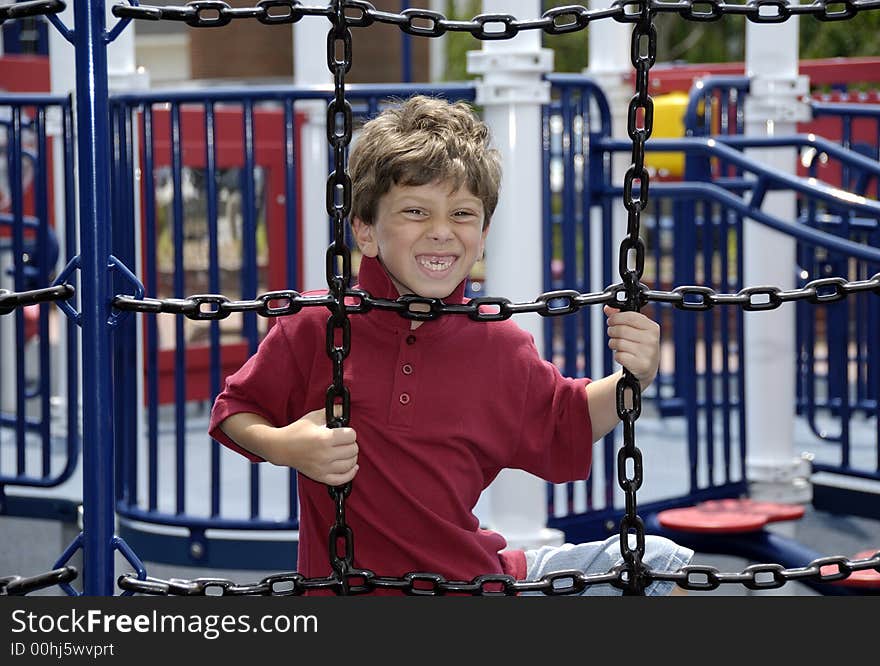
[479,222,491,260]
[353,217,378,257]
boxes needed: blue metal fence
[544,74,880,541]
[2,72,879,578]
[108,83,476,568]
[0,93,78,520]
[682,76,880,496]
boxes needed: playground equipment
[0,0,879,596]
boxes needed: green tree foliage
[442,5,880,80]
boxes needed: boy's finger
[327,464,359,486]
[302,408,328,425]
[606,311,658,329]
[331,428,357,445]
[607,325,659,342]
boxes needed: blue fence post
[72,0,116,596]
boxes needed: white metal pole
[44,5,77,419]
[294,24,331,291]
[466,0,563,549]
[743,19,812,504]
[429,0,447,82]
[587,1,630,382]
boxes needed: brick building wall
[189,1,429,83]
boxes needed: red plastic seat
[697,498,806,523]
[828,550,880,589]
[657,505,768,533]
[657,498,804,533]
[656,499,880,589]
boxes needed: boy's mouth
[416,255,456,274]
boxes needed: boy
[209,95,692,595]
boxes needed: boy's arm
[219,410,359,486]
[587,305,661,442]
[585,371,624,442]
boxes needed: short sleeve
[208,318,306,462]
[507,332,592,483]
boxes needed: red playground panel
[697,498,806,523]
[828,550,880,590]
[657,498,805,533]
[657,506,768,533]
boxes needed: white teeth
[418,256,454,272]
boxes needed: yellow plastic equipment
[647,91,688,178]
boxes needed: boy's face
[353,180,489,299]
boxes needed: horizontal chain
[110,0,880,32]
[112,291,334,319]
[3,273,871,323]
[117,567,625,596]
[0,284,75,316]
[111,272,880,322]
[0,567,78,596]
[0,0,65,24]
[117,549,880,595]
[655,550,880,591]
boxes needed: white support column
[294,23,331,291]
[743,19,812,504]
[586,1,631,381]
[429,0,447,82]
[466,0,562,549]
[106,8,150,92]
[44,5,77,418]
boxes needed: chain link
[110,0,880,31]
[0,285,75,316]
[0,567,78,596]
[0,0,65,24]
[322,0,357,594]
[117,550,880,595]
[111,273,880,320]
[93,0,880,598]
[612,0,654,595]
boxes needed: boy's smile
[353,180,489,300]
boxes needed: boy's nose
[427,220,454,241]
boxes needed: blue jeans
[523,535,693,596]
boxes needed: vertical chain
[616,1,655,596]
[325,0,355,594]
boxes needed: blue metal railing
[0,94,78,507]
[545,74,880,540]
[3,73,878,576]
[108,83,476,567]
[683,75,880,488]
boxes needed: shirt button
[406,335,417,345]
[399,393,411,405]
[402,363,413,375]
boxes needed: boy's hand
[277,407,359,486]
[604,304,660,388]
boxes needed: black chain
[79,0,880,598]
[0,567,77,596]
[117,549,880,595]
[0,0,65,24]
[111,273,880,321]
[324,0,356,594]
[0,285,75,316]
[613,0,654,596]
[111,0,880,31]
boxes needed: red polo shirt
[209,256,592,586]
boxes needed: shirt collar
[355,255,468,305]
